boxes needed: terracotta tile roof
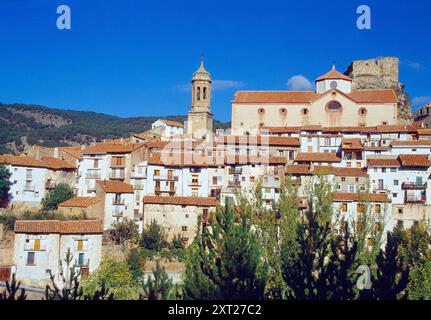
[144,140,170,149]
[334,192,389,203]
[398,154,431,167]
[233,89,397,104]
[342,138,363,150]
[347,89,398,103]
[96,180,134,193]
[286,164,311,175]
[84,143,144,154]
[322,126,367,133]
[330,167,368,176]
[148,152,224,167]
[143,196,218,207]
[316,69,352,82]
[233,91,319,104]
[14,220,103,234]
[391,140,431,146]
[225,155,287,165]
[301,125,323,131]
[0,155,45,168]
[160,119,184,127]
[285,165,367,176]
[40,157,76,170]
[417,129,431,135]
[59,197,102,208]
[261,126,302,134]
[295,152,341,163]
[370,124,421,133]
[132,133,154,141]
[367,158,400,167]
[216,135,300,147]
[60,146,83,159]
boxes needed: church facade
[231,66,399,134]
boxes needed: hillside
[0,103,230,154]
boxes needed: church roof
[315,66,352,82]
[233,89,398,104]
[193,56,211,81]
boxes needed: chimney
[309,163,315,173]
[81,144,86,151]
[54,147,59,158]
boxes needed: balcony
[109,172,125,180]
[155,187,176,195]
[24,185,35,192]
[405,196,426,204]
[112,210,124,217]
[112,199,125,205]
[402,182,427,190]
[228,181,241,188]
[229,168,242,175]
[134,183,144,190]
[153,174,179,181]
[86,170,101,179]
[189,181,201,187]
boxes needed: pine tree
[183,203,267,300]
[0,164,12,208]
[280,176,358,300]
[141,260,174,300]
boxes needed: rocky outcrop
[344,57,413,124]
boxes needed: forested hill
[0,103,230,154]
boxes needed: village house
[13,220,103,288]
[151,119,185,138]
[142,195,218,246]
[95,180,135,230]
[58,197,104,219]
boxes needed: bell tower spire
[187,56,213,140]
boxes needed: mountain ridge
[0,103,230,154]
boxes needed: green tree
[407,258,431,300]
[41,183,74,211]
[140,219,169,251]
[280,176,358,300]
[0,164,12,208]
[170,233,185,250]
[45,249,113,300]
[110,218,139,247]
[81,256,139,300]
[183,203,267,300]
[141,260,174,300]
[368,231,409,300]
[127,247,146,281]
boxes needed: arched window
[279,108,287,115]
[258,108,265,115]
[359,107,368,116]
[203,87,207,100]
[302,108,309,115]
[326,101,342,111]
[197,87,201,101]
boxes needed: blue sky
[0,0,430,122]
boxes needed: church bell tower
[187,56,213,141]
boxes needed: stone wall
[344,57,413,124]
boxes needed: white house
[151,119,184,138]
[14,220,103,288]
[95,180,135,230]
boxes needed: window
[212,176,218,184]
[93,159,99,169]
[348,185,355,193]
[341,203,348,212]
[279,108,287,115]
[197,87,201,101]
[77,240,84,251]
[357,204,365,213]
[390,168,397,173]
[398,208,403,214]
[359,108,368,116]
[27,252,35,266]
[382,168,386,173]
[375,204,381,214]
[258,108,265,115]
[78,253,85,266]
[34,239,40,251]
[346,162,352,167]
[203,87,207,100]
[154,169,160,176]
[302,108,309,115]
[250,176,255,183]
[182,226,187,232]
[185,214,189,218]
[394,180,399,186]
[325,138,331,146]
[397,220,404,229]
[375,222,381,231]
[341,177,346,182]
[327,101,342,111]
[355,177,359,182]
